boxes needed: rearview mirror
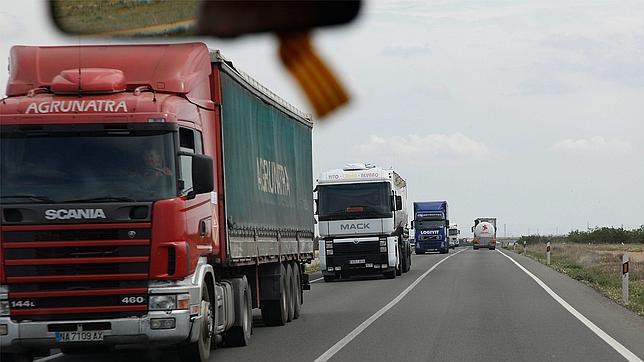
[191,154,214,196]
[49,0,361,37]
[395,195,403,211]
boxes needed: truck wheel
[323,275,335,282]
[261,264,288,326]
[0,353,33,362]
[285,262,295,322]
[178,285,213,362]
[291,262,302,319]
[223,278,252,347]
[489,247,495,250]
[383,269,396,279]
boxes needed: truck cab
[316,164,411,280]
[448,225,460,249]
[413,201,449,254]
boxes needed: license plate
[349,259,365,265]
[56,331,105,343]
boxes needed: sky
[1,1,643,237]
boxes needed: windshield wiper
[0,195,56,203]
[63,196,136,203]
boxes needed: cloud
[513,77,576,96]
[0,12,24,38]
[552,136,636,155]
[356,133,490,158]
[380,44,431,58]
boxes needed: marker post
[622,254,629,305]
[546,242,551,265]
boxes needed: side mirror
[190,154,214,195]
[395,195,403,211]
[446,220,450,227]
[314,198,319,215]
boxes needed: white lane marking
[35,353,64,362]
[314,249,466,362]
[310,277,324,283]
[498,249,643,362]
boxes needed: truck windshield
[449,229,458,236]
[416,220,445,229]
[318,182,392,221]
[1,130,177,203]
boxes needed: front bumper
[0,310,197,353]
[415,240,446,251]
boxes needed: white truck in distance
[448,224,460,249]
[316,163,411,281]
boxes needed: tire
[383,269,396,279]
[401,250,409,273]
[323,275,335,282]
[291,262,302,319]
[178,285,213,362]
[285,263,295,323]
[473,246,479,250]
[489,247,496,250]
[1,353,33,362]
[223,278,252,347]
[261,264,288,326]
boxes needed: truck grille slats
[1,225,150,321]
[333,240,380,256]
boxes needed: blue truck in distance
[412,201,450,254]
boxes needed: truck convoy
[0,43,315,362]
[448,224,460,249]
[472,217,497,250]
[412,201,450,254]
[316,164,411,281]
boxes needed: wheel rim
[203,300,213,342]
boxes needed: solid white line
[498,249,642,362]
[313,249,466,362]
[310,276,324,283]
[35,353,64,362]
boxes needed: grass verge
[505,243,644,316]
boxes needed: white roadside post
[546,241,551,265]
[622,254,629,305]
[523,241,527,254]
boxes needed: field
[508,242,644,316]
[52,0,198,36]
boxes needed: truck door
[179,127,216,257]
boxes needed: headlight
[326,249,334,255]
[379,237,387,246]
[0,300,9,316]
[380,246,387,253]
[149,295,176,310]
[325,240,333,249]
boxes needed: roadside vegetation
[506,227,644,316]
[305,250,320,273]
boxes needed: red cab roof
[6,43,212,97]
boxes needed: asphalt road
[38,247,644,362]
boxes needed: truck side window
[194,130,203,154]
[179,128,196,193]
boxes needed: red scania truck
[0,43,314,362]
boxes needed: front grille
[2,224,150,321]
[420,235,441,240]
[333,240,380,256]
